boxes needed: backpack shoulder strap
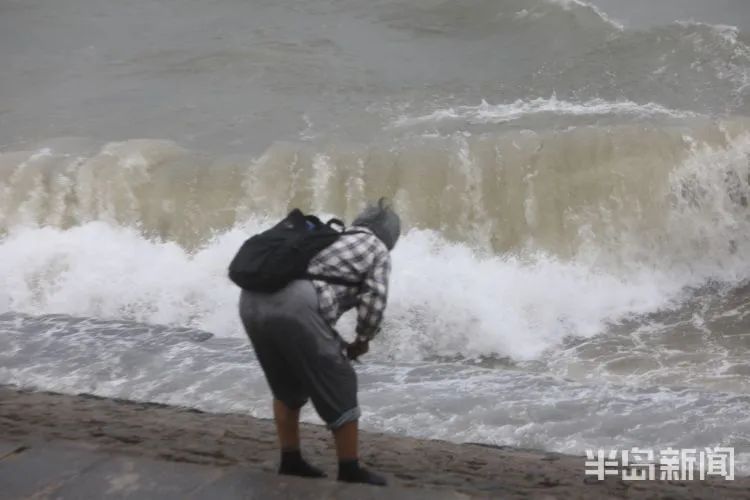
[325,218,371,237]
[326,218,345,231]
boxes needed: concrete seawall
[1,386,748,499]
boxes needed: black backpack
[228,209,362,293]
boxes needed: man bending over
[239,199,400,486]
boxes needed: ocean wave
[3,119,749,256]
[379,0,620,39]
[543,0,624,31]
[529,20,750,114]
[3,127,750,360]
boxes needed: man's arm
[355,244,391,342]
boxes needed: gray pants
[239,280,360,430]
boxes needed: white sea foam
[392,97,699,127]
[0,222,731,362]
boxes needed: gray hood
[352,198,401,250]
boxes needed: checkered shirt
[307,227,391,341]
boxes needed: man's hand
[346,338,369,361]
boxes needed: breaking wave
[2,118,750,360]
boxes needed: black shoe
[279,450,327,478]
[337,460,387,486]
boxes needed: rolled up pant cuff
[327,406,361,430]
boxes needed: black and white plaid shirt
[307,227,391,341]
